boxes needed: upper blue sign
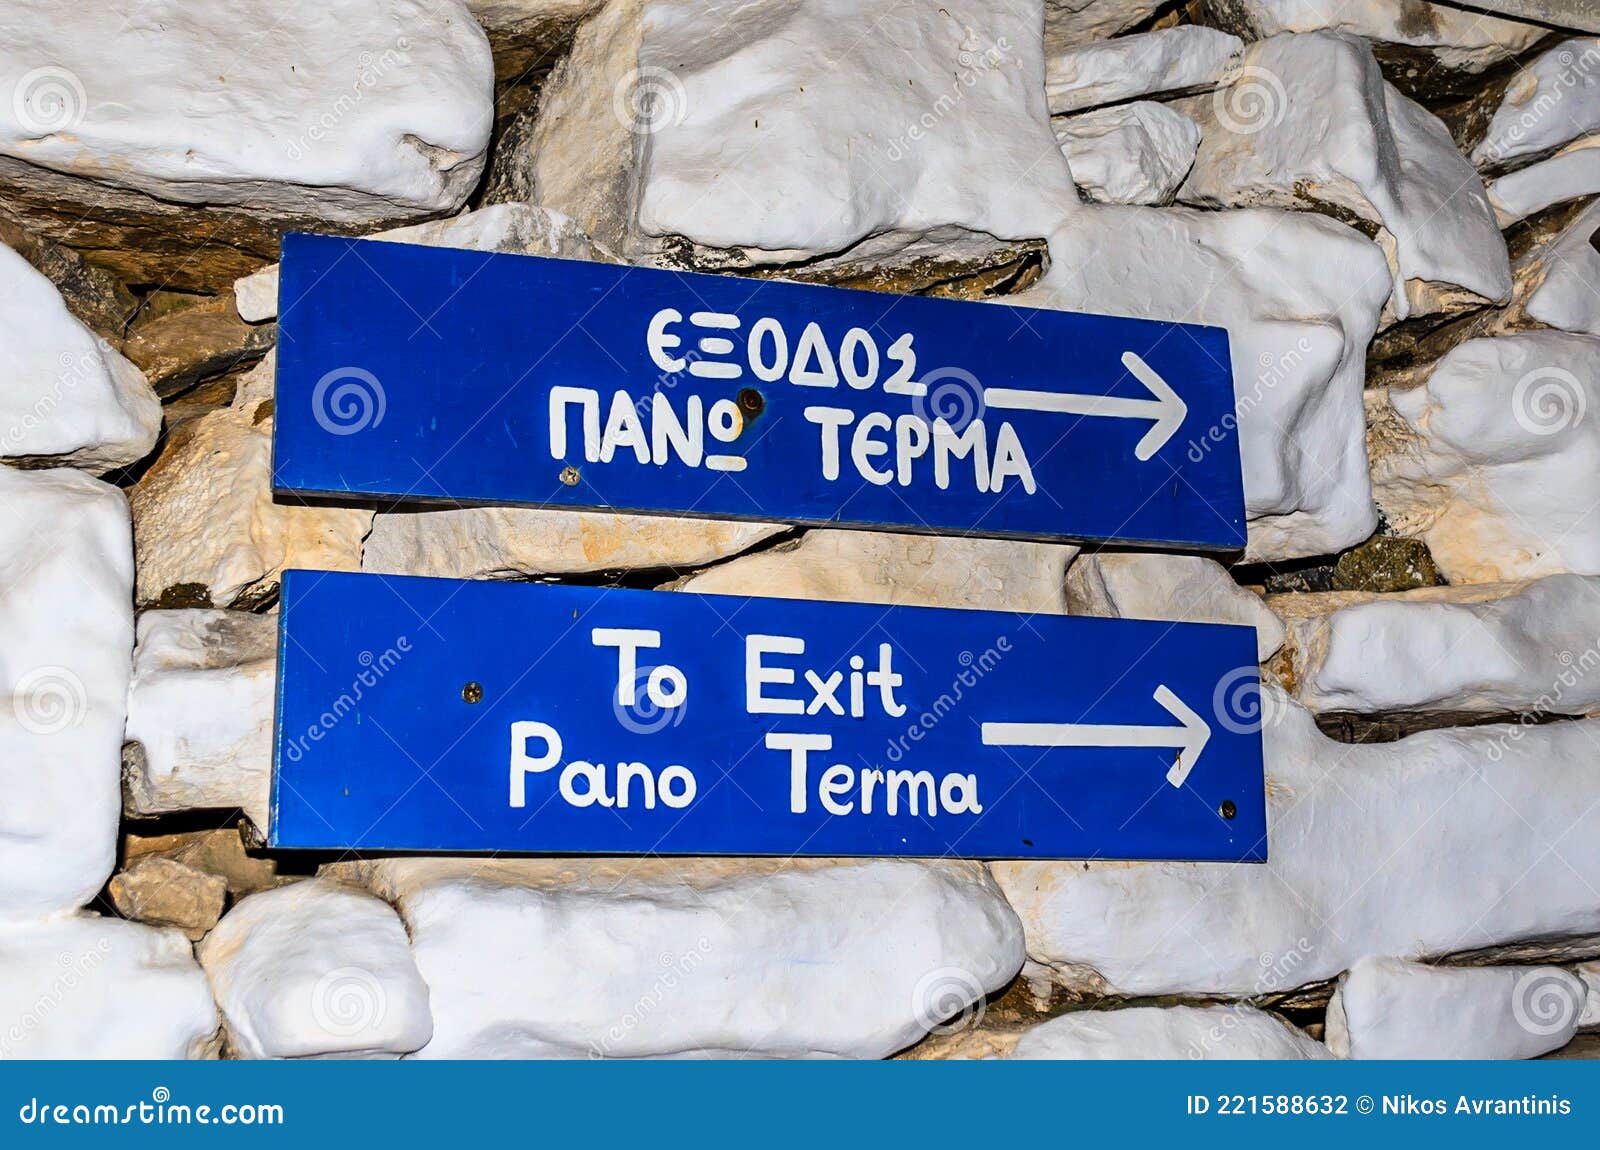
[270,570,1267,861]
[272,233,1246,550]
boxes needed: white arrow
[980,685,1212,788]
[982,351,1188,461]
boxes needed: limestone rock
[338,856,1022,1059]
[993,689,1600,998]
[200,880,432,1059]
[1276,575,1600,717]
[1329,532,1439,592]
[365,506,784,580]
[465,0,604,114]
[1043,0,1165,53]
[0,466,132,922]
[1473,38,1600,169]
[1327,957,1585,1059]
[1013,206,1392,562]
[1371,333,1600,583]
[1487,138,1600,223]
[527,0,1075,260]
[0,915,217,1058]
[1011,1005,1329,1059]
[234,202,614,324]
[0,218,137,341]
[1178,32,1511,322]
[1066,552,1285,661]
[1046,26,1243,115]
[128,354,370,608]
[123,609,275,827]
[109,856,227,942]
[1507,198,1600,337]
[1054,102,1200,205]
[0,241,159,471]
[121,293,274,398]
[0,0,495,291]
[675,530,1075,614]
[126,827,286,899]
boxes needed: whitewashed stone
[1278,575,1600,716]
[0,0,493,223]
[128,354,371,609]
[1473,38,1600,169]
[1515,198,1600,337]
[1067,552,1285,661]
[1371,333,1600,584]
[1327,957,1584,1059]
[1487,138,1600,223]
[234,203,612,323]
[0,466,131,922]
[1179,32,1511,321]
[124,610,275,828]
[1046,26,1242,115]
[1011,1004,1329,1059]
[1204,0,1548,74]
[1014,206,1391,562]
[1575,961,1600,1029]
[676,530,1074,613]
[993,689,1600,998]
[340,856,1021,1058]
[1054,102,1199,205]
[200,880,432,1060]
[529,0,1076,258]
[1043,0,1165,52]
[0,915,217,1059]
[364,507,784,580]
[0,243,159,471]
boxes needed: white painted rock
[1487,139,1600,224]
[1515,198,1600,338]
[0,466,131,922]
[129,353,371,609]
[344,857,1022,1058]
[530,0,1075,257]
[1054,102,1200,205]
[1043,0,1165,52]
[234,202,612,323]
[1014,205,1391,562]
[676,529,1075,614]
[993,688,1600,997]
[1473,38,1600,169]
[1046,25,1242,115]
[0,915,217,1059]
[1010,1004,1329,1060]
[1066,552,1285,661]
[1327,957,1585,1059]
[364,507,784,580]
[1204,0,1548,74]
[200,880,432,1060]
[124,610,275,828]
[1279,575,1600,716]
[1371,332,1600,584]
[1575,961,1600,1029]
[0,0,493,222]
[1179,32,1511,321]
[0,242,158,471]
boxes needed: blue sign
[272,233,1245,550]
[270,570,1267,860]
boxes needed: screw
[462,681,483,704]
[558,466,580,486]
[1219,799,1237,820]
[737,388,764,416]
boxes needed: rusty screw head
[558,465,581,487]
[462,681,483,704]
[737,388,764,416]
[1219,799,1237,820]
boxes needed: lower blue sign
[271,570,1267,861]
